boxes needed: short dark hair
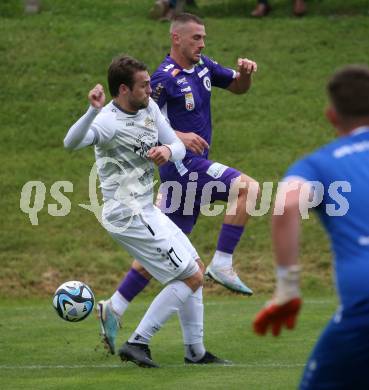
[108,55,148,97]
[170,12,204,33]
[327,65,369,118]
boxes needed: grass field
[0,295,337,389]
[2,0,369,297]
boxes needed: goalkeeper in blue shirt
[254,64,369,389]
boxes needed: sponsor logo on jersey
[203,76,211,91]
[126,121,134,127]
[180,86,192,93]
[197,67,209,78]
[171,68,181,77]
[206,162,228,179]
[134,132,157,158]
[185,92,195,111]
[163,63,175,72]
[333,140,369,158]
[176,77,188,85]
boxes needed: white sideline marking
[205,299,335,306]
[6,299,335,312]
[0,363,305,370]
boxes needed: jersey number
[168,247,183,268]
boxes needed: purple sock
[117,268,150,302]
[216,223,245,254]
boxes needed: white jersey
[64,97,185,219]
[64,95,198,284]
[92,99,159,215]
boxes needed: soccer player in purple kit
[97,13,258,355]
[152,12,258,292]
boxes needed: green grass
[1,0,368,297]
[0,295,337,390]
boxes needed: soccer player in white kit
[64,55,227,367]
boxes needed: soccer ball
[52,281,95,322]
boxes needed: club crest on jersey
[203,76,211,92]
[185,93,195,111]
[144,117,155,129]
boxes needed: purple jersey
[151,55,239,233]
[151,54,236,161]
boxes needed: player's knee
[140,268,152,280]
[132,260,152,280]
[237,174,260,200]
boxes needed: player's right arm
[253,180,306,336]
[253,154,323,336]
[63,84,106,151]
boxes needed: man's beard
[130,97,149,111]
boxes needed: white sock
[110,291,129,317]
[210,250,233,268]
[129,280,193,345]
[178,286,206,361]
[185,343,206,362]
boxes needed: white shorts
[105,204,199,284]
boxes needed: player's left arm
[253,179,311,336]
[227,58,257,95]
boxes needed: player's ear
[119,83,130,96]
[325,105,339,129]
[171,31,180,45]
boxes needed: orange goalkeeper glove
[253,265,302,336]
[253,297,302,336]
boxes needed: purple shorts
[157,157,241,234]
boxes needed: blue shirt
[151,54,235,162]
[285,127,369,308]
